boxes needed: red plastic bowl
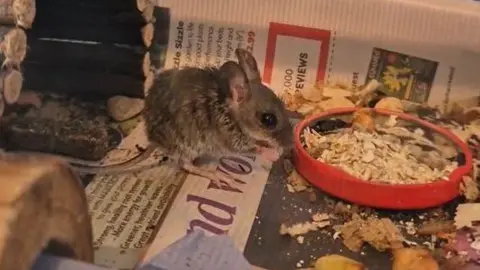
[293,107,473,210]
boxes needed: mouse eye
[260,113,277,128]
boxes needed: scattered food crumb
[337,214,404,252]
[280,213,331,237]
[416,220,455,236]
[307,190,317,202]
[459,176,479,202]
[296,236,305,244]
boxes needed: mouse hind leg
[180,157,239,189]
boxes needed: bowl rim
[293,107,473,188]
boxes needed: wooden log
[142,22,154,47]
[0,116,117,161]
[149,7,170,70]
[26,39,148,79]
[0,68,22,104]
[144,70,155,96]
[0,87,4,117]
[34,6,147,27]
[142,2,155,23]
[137,0,154,12]
[30,4,146,45]
[0,155,93,270]
[143,52,151,77]
[37,0,140,12]
[0,26,27,67]
[23,63,144,98]
[0,0,36,28]
[28,23,144,46]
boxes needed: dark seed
[107,127,123,149]
[312,118,350,133]
[448,152,466,166]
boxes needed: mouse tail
[5,145,169,175]
[72,156,169,175]
[69,146,168,174]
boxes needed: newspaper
[141,0,480,266]
[155,0,480,113]
[85,123,187,269]
[141,152,272,263]
[85,122,271,269]
[84,0,480,269]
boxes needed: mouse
[9,48,294,185]
[142,47,293,185]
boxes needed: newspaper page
[84,122,186,269]
[142,152,272,263]
[155,0,480,113]
[142,0,480,264]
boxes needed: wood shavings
[336,214,404,252]
[416,221,456,236]
[455,203,480,229]
[302,122,457,184]
[301,84,324,102]
[281,91,308,112]
[312,213,330,222]
[473,159,479,183]
[286,169,310,192]
[337,215,367,252]
[317,96,355,111]
[460,176,479,202]
[360,217,405,251]
[320,86,353,99]
[447,102,480,125]
[352,80,383,106]
[279,80,380,117]
[463,107,480,125]
[374,97,404,112]
[280,213,331,237]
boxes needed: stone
[107,96,145,122]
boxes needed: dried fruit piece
[374,97,404,112]
[352,108,375,131]
[314,254,365,270]
[392,248,439,270]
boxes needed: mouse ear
[220,61,251,104]
[235,48,261,83]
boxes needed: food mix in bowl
[301,109,462,185]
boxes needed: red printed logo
[263,22,331,91]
